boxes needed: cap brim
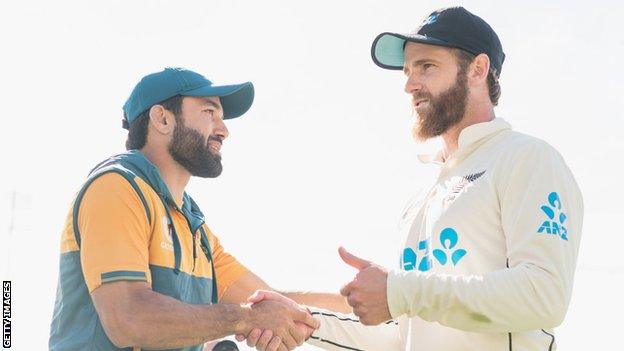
[184,82,254,120]
[371,32,457,70]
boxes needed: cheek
[429,79,455,97]
[425,67,456,91]
[197,124,211,137]
[423,73,442,90]
[186,116,212,137]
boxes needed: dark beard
[168,118,223,178]
[412,70,469,141]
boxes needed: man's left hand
[338,247,392,325]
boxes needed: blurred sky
[1,0,623,350]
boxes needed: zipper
[164,205,182,274]
[192,231,197,272]
[198,226,219,304]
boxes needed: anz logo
[537,192,569,241]
[402,227,467,272]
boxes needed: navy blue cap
[122,67,254,128]
[371,7,505,76]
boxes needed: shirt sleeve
[306,307,401,351]
[208,230,249,299]
[78,172,152,293]
[387,140,584,332]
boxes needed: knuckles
[346,293,361,307]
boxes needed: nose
[404,72,423,95]
[214,116,229,140]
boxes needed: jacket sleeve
[386,140,584,332]
[306,307,401,351]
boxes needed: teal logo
[432,228,467,266]
[402,227,467,272]
[422,14,439,26]
[537,192,568,241]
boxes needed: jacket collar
[418,118,511,164]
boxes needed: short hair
[125,95,184,150]
[453,49,501,106]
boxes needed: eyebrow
[403,58,441,73]
[200,98,222,110]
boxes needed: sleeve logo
[537,192,568,241]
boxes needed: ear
[148,105,175,135]
[469,53,491,84]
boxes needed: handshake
[235,290,317,351]
[233,247,393,351]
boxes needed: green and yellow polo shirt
[49,151,248,351]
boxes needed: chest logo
[160,216,174,251]
[444,170,486,203]
[537,192,568,241]
[402,227,468,272]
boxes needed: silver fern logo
[444,170,486,203]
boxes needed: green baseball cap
[122,67,254,129]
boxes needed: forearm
[388,263,569,333]
[307,307,400,351]
[219,271,351,313]
[96,287,247,349]
[282,291,352,314]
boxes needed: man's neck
[441,105,496,160]
[140,146,190,206]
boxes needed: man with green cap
[241,6,583,351]
[48,67,349,351]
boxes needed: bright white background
[1,0,623,350]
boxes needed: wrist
[231,304,252,335]
[303,306,320,341]
[387,269,419,318]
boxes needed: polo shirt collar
[96,150,207,233]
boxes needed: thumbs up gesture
[338,247,392,325]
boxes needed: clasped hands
[237,247,392,351]
[235,290,317,351]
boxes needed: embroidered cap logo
[422,13,439,26]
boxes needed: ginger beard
[168,116,223,178]
[412,67,469,141]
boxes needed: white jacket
[308,119,583,351]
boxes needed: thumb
[338,246,372,271]
[247,290,268,303]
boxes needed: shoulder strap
[72,168,152,248]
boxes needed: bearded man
[48,67,349,351]
[242,6,584,351]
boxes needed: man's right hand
[238,293,319,351]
